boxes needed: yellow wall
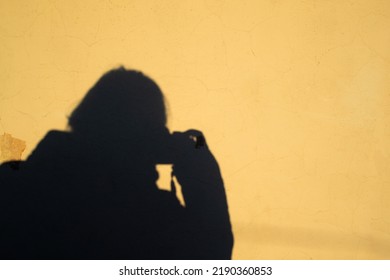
[1,0,390,259]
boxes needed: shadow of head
[69,67,168,140]
[68,67,170,161]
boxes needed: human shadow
[0,68,233,259]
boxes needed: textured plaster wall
[1,0,390,259]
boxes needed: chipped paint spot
[0,133,26,163]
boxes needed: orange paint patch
[0,133,26,162]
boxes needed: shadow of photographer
[0,67,233,259]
